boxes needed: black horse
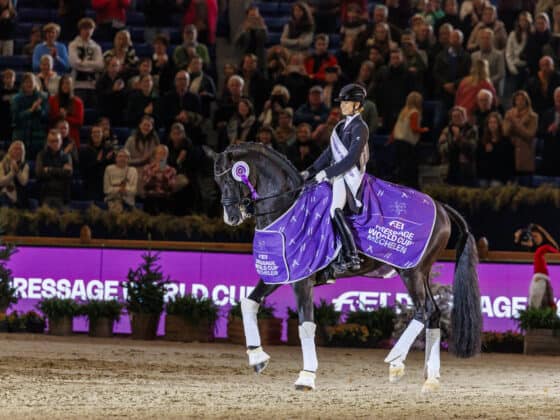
[206,143,481,392]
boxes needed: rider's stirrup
[333,208,361,272]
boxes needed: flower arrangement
[482,331,524,353]
[325,323,370,347]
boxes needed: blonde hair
[43,22,61,35]
[469,58,490,84]
[398,91,423,121]
[115,29,133,49]
[4,140,26,163]
[20,72,39,92]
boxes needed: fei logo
[332,290,391,312]
[388,220,405,230]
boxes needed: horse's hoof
[389,363,405,383]
[421,377,440,393]
[294,370,316,391]
[247,347,270,374]
[253,359,269,374]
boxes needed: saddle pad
[348,175,436,269]
[253,182,340,284]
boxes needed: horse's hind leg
[384,269,426,383]
[243,280,280,373]
[292,277,317,391]
[422,278,442,393]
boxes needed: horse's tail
[442,203,482,358]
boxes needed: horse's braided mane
[225,142,302,184]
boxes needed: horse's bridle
[215,165,307,217]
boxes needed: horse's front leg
[242,279,280,373]
[292,277,317,391]
[422,280,442,393]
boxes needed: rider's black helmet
[335,83,367,105]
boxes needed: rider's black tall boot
[332,208,361,272]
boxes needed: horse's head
[204,144,303,227]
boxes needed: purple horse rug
[253,174,436,284]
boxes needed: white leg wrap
[424,328,441,379]
[241,298,261,348]
[384,319,424,365]
[299,322,318,372]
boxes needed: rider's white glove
[300,170,310,180]
[314,170,327,183]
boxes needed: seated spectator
[151,34,175,95]
[401,30,428,93]
[258,84,292,129]
[142,145,177,215]
[434,29,472,109]
[214,74,243,135]
[103,29,139,78]
[460,0,487,36]
[430,22,453,62]
[69,17,104,107]
[304,34,338,82]
[375,48,415,131]
[503,91,539,180]
[174,24,210,71]
[274,108,297,154]
[340,3,368,42]
[336,34,362,81]
[341,0,368,24]
[472,88,500,135]
[0,69,16,142]
[95,57,128,126]
[181,0,218,47]
[526,56,560,115]
[35,128,73,208]
[312,107,342,149]
[125,74,157,128]
[98,116,118,149]
[435,1,463,37]
[128,58,154,91]
[0,140,29,208]
[322,66,344,108]
[256,125,276,149]
[355,60,378,100]
[11,73,49,157]
[294,85,330,130]
[32,23,70,74]
[438,106,478,186]
[159,70,203,142]
[49,76,84,147]
[371,3,403,46]
[0,0,16,56]
[36,55,61,96]
[505,11,531,94]
[525,13,551,76]
[281,2,315,54]
[472,28,506,95]
[287,122,319,171]
[23,25,42,56]
[455,58,496,117]
[104,148,137,213]
[92,0,131,42]
[418,0,445,27]
[234,5,268,72]
[188,55,216,118]
[477,112,514,186]
[166,122,198,214]
[539,86,560,176]
[357,22,398,63]
[55,118,79,167]
[124,115,160,195]
[142,0,184,44]
[266,45,289,83]
[276,53,311,109]
[467,5,507,51]
[226,98,258,146]
[239,53,270,115]
[80,124,115,200]
[391,91,429,188]
[58,0,87,42]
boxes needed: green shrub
[166,295,219,328]
[515,307,560,331]
[37,298,79,321]
[314,299,341,327]
[0,243,18,312]
[122,252,170,315]
[346,306,396,340]
[79,300,124,323]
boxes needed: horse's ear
[202,145,218,161]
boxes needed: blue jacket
[32,42,70,74]
[311,114,369,179]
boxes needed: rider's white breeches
[330,176,347,217]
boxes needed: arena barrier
[5,240,560,337]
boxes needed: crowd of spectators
[2,0,560,217]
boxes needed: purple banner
[7,246,560,336]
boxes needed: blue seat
[113,127,131,143]
[372,135,389,147]
[257,3,279,14]
[278,2,294,13]
[135,43,152,57]
[329,34,341,48]
[84,109,98,125]
[17,8,55,23]
[15,23,33,37]
[80,126,92,141]
[130,27,144,43]
[0,55,32,71]
[127,11,146,26]
[267,18,287,32]
[266,32,281,46]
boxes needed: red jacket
[534,244,559,275]
[48,95,85,147]
[182,0,218,45]
[304,54,338,82]
[92,0,131,24]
